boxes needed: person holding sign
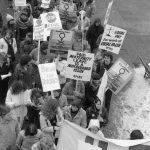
[62,79,85,105]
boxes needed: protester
[16,123,43,150]
[84,72,104,110]
[86,18,104,52]
[0,52,12,104]
[130,130,144,140]
[0,104,20,150]
[12,54,33,89]
[0,29,17,62]
[6,80,32,128]
[88,119,104,137]
[86,97,108,127]
[62,79,85,104]
[63,97,87,128]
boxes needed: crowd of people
[0,0,144,150]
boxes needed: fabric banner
[66,50,94,81]
[33,18,47,41]
[97,70,108,105]
[57,120,150,150]
[14,0,26,6]
[99,24,127,54]
[40,11,62,37]
[38,63,60,92]
[107,57,134,95]
[48,29,73,55]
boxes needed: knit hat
[40,42,48,51]
[0,105,11,116]
[6,14,14,22]
[72,98,82,109]
[88,119,100,129]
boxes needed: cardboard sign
[97,70,108,104]
[99,24,127,54]
[66,50,94,81]
[59,1,76,21]
[78,141,102,150]
[107,58,134,94]
[38,63,60,92]
[41,0,51,8]
[48,29,73,55]
[33,18,47,41]
[15,0,26,6]
[104,0,113,26]
[40,12,62,37]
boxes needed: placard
[99,24,127,54]
[33,18,47,41]
[104,0,113,26]
[48,29,73,55]
[107,58,134,95]
[78,141,102,150]
[40,12,62,37]
[38,63,60,92]
[97,70,108,104]
[41,0,51,8]
[15,0,26,6]
[59,1,77,21]
[66,50,94,81]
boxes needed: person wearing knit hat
[6,14,14,22]
[63,96,87,128]
[88,119,104,137]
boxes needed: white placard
[78,140,102,150]
[66,50,94,81]
[38,63,60,92]
[99,24,127,54]
[15,0,26,6]
[33,18,47,41]
[97,70,108,104]
[41,0,51,8]
[104,0,113,26]
[107,58,134,94]
[40,12,62,37]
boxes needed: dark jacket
[0,13,3,29]
[86,23,104,51]
[86,105,108,127]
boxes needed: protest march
[0,0,150,150]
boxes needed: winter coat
[16,129,43,150]
[0,115,20,150]
[63,106,87,128]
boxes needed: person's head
[0,52,8,64]
[31,89,44,105]
[53,89,62,99]
[130,130,144,140]
[70,79,77,87]
[20,54,32,68]
[41,98,59,120]
[94,18,101,27]
[20,12,28,22]
[94,97,102,110]
[7,19,16,28]
[103,51,113,65]
[71,97,82,112]
[10,80,28,95]
[40,42,48,55]
[25,32,33,42]
[25,124,38,136]
[88,119,100,134]
[5,29,14,40]
[91,72,103,89]
[0,105,11,119]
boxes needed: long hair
[25,124,38,136]
[41,98,58,121]
[10,80,27,95]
